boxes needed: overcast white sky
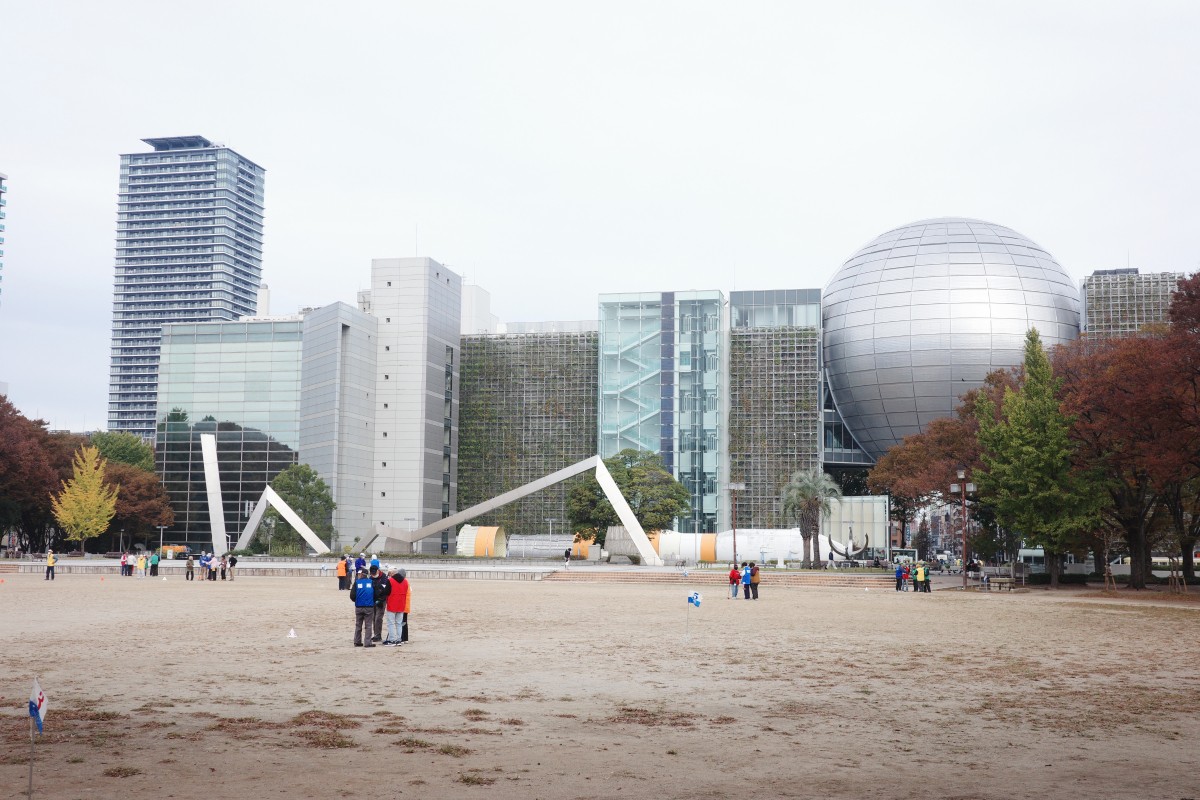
[1,0,1198,431]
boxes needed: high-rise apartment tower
[0,172,7,310]
[108,136,265,440]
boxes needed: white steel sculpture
[361,455,664,566]
[201,433,331,556]
[234,485,331,555]
[200,434,228,556]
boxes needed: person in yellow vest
[136,553,146,578]
[45,549,56,581]
[914,563,926,594]
[750,562,761,600]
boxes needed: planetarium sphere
[822,217,1079,460]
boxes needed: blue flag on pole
[687,591,701,608]
[28,678,46,734]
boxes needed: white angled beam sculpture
[234,485,332,555]
[200,434,228,556]
[362,456,664,566]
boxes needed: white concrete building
[363,258,462,554]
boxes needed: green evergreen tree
[974,329,1104,587]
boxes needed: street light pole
[545,518,556,555]
[951,469,976,590]
[729,483,745,566]
[156,525,167,556]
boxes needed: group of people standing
[349,556,411,648]
[728,562,761,599]
[184,553,236,581]
[117,551,161,577]
[895,562,932,592]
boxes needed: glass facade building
[458,331,599,535]
[154,320,302,550]
[109,136,266,440]
[728,290,822,528]
[599,291,723,533]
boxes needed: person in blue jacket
[351,569,377,647]
[741,562,752,600]
[895,562,905,592]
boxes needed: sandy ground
[1,572,1198,800]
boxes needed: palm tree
[781,469,842,567]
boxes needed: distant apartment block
[109,136,265,440]
[1081,268,1183,338]
[0,172,7,310]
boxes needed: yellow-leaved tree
[50,445,119,554]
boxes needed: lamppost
[950,469,975,590]
[545,518,556,557]
[156,525,167,556]
[729,482,745,566]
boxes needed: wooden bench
[990,576,1015,591]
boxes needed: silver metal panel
[822,217,1079,459]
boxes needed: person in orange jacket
[335,555,348,590]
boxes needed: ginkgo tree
[50,445,119,554]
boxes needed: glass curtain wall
[599,291,722,533]
[154,321,302,550]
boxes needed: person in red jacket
[728,563,740,600]
[383,569,410,646]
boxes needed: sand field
[1,571,1198,799]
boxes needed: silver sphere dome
[822,217,1079,460]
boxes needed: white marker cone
[288,628,297,638]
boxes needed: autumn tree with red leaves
[0,396,58,550]
[867,369,1017,554]
[104,462,175,548]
